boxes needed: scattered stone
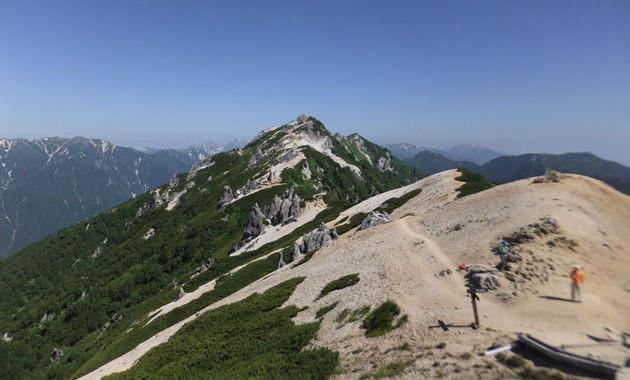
[218,185,236,207]
[532,170,567,184]
[50,348,64,363]
[358,210,391,231]
[503,217,559,244]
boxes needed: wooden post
[467,286,480,328]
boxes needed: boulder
[50,348,64,363]
[177,287,185,300]
[358,211,391,231]
[2,332,13,342]
[289,223,338,262]
[91,246,103,258]
[473,272,502,290]
[468,265,502,290]
[218,185,236,207]
[243,204,265,239]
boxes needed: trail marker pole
[467,286,481,328]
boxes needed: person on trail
[499,241,509,268]
[570,265,584,303]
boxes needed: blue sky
[1,1,629,163]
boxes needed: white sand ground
[80,170,630,379]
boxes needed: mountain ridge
[404,150,630,195]
[0,114,425,379]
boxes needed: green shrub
[335,308,350,324]
[337,306,371,328]
[372,360,414,379]
[460,352,472,360]
[518,366,565,379]
[499,354,526,368]
[318,273,360,299]
[375,188,422,213]
[455,168,494,197]
[436,342,446,349]
[361,300,405,337]
[315,301,339,319]
[105,278,339,379]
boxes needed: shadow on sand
[539,295,575,303]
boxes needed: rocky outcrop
[377,155,394,172]
[358,211,391,231]
[144,228,155,240]
[301,161,312,178]
[277,253,286,269]
[238,178,262,196]
[50,348,64,363]
[248,146,269,168]
[265,185,301,225]
[289,222,338,262]
[97,313,123,340]
[91,246,103,258]
[468,265,502,290]
[218,185,236,207]
[243,204,265,239]
[40,312,57,323]
[192,257,216,277]
[137,175,191,216]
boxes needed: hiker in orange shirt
[570,264,584,303]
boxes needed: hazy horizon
[1,1,628,164]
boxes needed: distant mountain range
[404,150,630,195]
[384,143,504,165]
[0,137,226,257]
